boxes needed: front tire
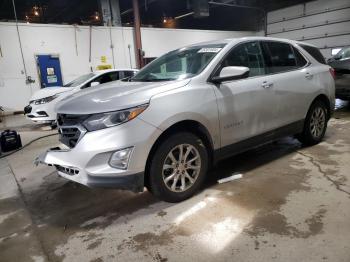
[148,132,209,202]
[297,100,328,146]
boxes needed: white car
[24,69,138,124]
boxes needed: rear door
[261,41,312,126]
[213,41,278,147]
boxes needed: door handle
[305,72,313,79]
[262,81,273,89]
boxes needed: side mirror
[211,66,250,84]
[90,81,100,87]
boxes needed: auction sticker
[198,48,222,53]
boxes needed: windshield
[131,44,226,82]
[334,47,350,59]
[64,73,96,87]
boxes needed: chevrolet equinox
[36,37,335,202]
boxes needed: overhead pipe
[208,1,267,36]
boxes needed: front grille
[57,114,89,126]
[57,114,88,148]
[55,165,80,176]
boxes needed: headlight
[83,104,148,131]
[34,94,59,105]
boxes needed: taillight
[329,68,336,79]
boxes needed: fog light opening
[109,147,133,170]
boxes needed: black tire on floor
[148,132,209,203]
[297,100,328,146]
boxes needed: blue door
[36,55,63,88]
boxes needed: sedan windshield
[131,44,226,82]
[334,47,350,60]
[64,73,96,87]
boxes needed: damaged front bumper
[35,148,144,192]
[34,118,162,193]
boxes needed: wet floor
[0,100,350,262]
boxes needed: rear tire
[148,132,209,202]
[297,100,328,146]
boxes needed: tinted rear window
[293,47,308,67]
[262,41,299,74]
[299,44,326,64]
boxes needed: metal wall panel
[267,0,350,58]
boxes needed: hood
[30,86,73,101]
[56,79,191,114]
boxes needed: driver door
[213,41,278,148]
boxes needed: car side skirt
[213,120,305,163]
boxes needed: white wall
[0,22,259,111]
[267,0,350,58]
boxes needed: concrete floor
[1,100,350,262]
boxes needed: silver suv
[37,37,335,202]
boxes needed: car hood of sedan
[30,86,74,101]
[56,79,191,114]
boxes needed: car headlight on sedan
[33,94,59,105]
[83,104,148,131]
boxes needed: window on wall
[262,41,302,73]
[220,41,266,77]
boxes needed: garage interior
[0,0,350,261]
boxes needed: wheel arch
[144,120,215,189]
[309,94,332,120]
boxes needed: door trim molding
[213,120,304,163]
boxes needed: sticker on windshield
[198,48,222,53]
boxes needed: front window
[219,41,266,77]
[64,73,95,87]
[131,44,226,82]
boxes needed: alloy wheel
[310,107,326,138]
[162,144,201,193]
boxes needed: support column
[132,0,144,68]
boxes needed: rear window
[293,47,308,67]
[299,44,326,64]
[262,41,300,74]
